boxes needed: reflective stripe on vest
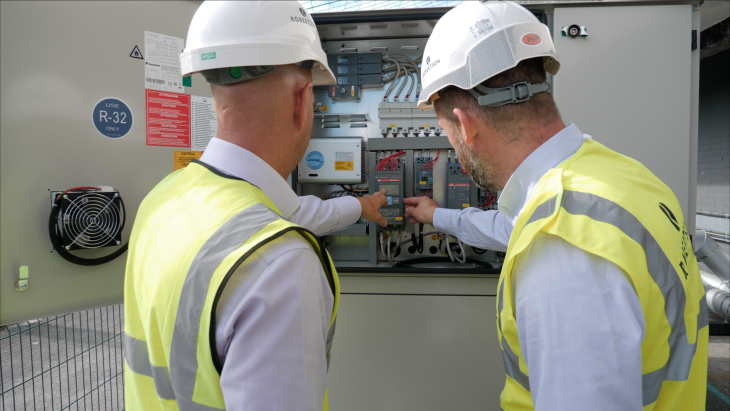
[126,202,279,408]
[125,162,341,410]
[497,190,709,406]
[497,140,708,411]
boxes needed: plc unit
[315,53,383,101]
[447,162,471,209]
[374,160,405,229]
[297,137,363,184]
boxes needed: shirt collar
[498,123,586,223]
[199,137,301,219]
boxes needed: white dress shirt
[433,124,646,411]
[199,137,362,411]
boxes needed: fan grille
[60,192,122,249]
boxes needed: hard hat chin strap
[467,81,551,107]
[201,66,276,85]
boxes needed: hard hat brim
[180,42,336,86]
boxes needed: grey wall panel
[327,293,505,411]
[0,1,209,325]
[554,5,694,223]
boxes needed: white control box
[298,137,363,184]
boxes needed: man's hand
[357,189,389,227]
[403,196,439,225]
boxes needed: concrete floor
[0,305,728,410]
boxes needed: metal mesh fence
[0,305,125,411]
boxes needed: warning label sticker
[146,90,191,147]
[335,151,354,171]
[174,151,203,171]
[191,96,217,151]
[144,31,184,93]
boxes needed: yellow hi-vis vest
[123,160,340,411]
[497,138,708,411]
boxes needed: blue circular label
[92,98,133,138]
[306,151,325,170]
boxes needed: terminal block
[374,160,405,229]
[479,188,499,210]
[447,162,471,209]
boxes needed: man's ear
[293,82,314,132]
[453,108,478,145]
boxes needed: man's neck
[216,129,291,180]
[496,120,567,188]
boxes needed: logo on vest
[660,202,691,279]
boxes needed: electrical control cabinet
[447,162,471,210]
[374,162,405,229]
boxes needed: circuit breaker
[378,102,440,137]
[447,162,471,209]
[374,161,405,229]
[415,156,433,197]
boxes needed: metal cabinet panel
[0,1,210,325]
[553,5,695,224]
[327,293,505,411]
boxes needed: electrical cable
[472,246,487,255]
[445,236,456,262]
[395,66,408,102]
[380,232,385,259]
[387,54,421,97]
[387,231,393,262]
[406,71,415,101]
[455,238,467,264]
[382,58,401,101]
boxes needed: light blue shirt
[200,137,362,411]
[434,124,645,411]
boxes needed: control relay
[415,156,433,197]
[374,160,405,229]
[447,162,471,209]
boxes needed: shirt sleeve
[290,195,362,236]
[215,233,334,411]
[513,233,645,411]
[432,208,513,252]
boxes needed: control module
[447,162,471,209]
[374,160,405,229]
[415,156,433,198]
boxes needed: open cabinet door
[553,4,696,224]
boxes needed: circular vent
[60,192,121,249]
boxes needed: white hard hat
[418,1,560,109]
[180,1,336,86]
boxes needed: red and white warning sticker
[146,90,191,147]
